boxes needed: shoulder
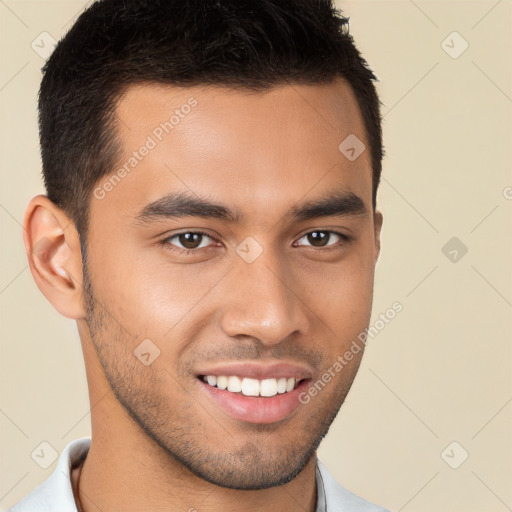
[8,437,91,512]
[316,459,392,512]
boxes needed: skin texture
[24,77,383,512]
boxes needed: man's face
[82,78,382,489]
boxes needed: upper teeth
[202,375,297,397]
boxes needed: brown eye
[165,231,214,251]
[295,230,349,248]
[307,231,329,247]
[178,232,204,249]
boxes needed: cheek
[88,236,224,335]
[296,250,375,339]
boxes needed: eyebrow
[134,190,368,225]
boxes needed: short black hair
[39,0,383,240]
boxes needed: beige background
[1,1,511,511]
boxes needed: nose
[218,248,310,346]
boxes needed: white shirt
[8,438,390,511]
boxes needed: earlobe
[23,195,86,319]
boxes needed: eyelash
[160,230,352,255]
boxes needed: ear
[23,195,86,319]
[373,209,383,263]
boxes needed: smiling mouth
[199,375,306,397]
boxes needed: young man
[11,0,389,510]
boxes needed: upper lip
[195,361,314,381]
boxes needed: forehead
[92,78,372,226]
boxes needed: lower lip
[198,378,310,424]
